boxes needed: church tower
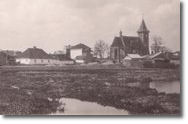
[137,19,150,55]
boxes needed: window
[34,59,36,64]
[41,59,43,63]
[114,49,118,59]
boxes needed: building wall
[16,58,58,65]
[110,47,118,60]
[137,31,149,55]
[16,58,74,65]
[110,47,126,63]
[70,49,82,59]
[29,59,58,65]
[16,58,30,64]
[0,54,6,65]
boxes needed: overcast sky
[0,0,180,53]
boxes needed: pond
[51,81,180,115]
[52,98,129,115]
[150,80,180,94]
[123,80,180,94]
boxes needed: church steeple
[137,19,149,33]
[137,19,150,55]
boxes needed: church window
[114,49,118,59]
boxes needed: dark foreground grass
[0,66,180,115]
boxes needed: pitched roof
[124,54,142,60]
[71,43,90,50]
[148,52,162,59]
[17,47,52,59]
[111,37,123,47]
[111,36,141,48]
[137,19,149,33]
[127,54,142,58]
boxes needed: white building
[16,47,58,65]
[70,43,93,63]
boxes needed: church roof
[137,19,149,33]
[17,47,52,59]
[111,37,123,47]
[111,36,141,48]
[111,19,149,50]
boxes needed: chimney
[119,30,123,37]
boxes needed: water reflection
[53,98,129,115]
[150,81,180,94]
[121,80,180,94]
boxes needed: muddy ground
[0,65,180,115]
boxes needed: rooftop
[71,43,90,50]
[17,47,52,59]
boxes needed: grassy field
[0,65,180,115]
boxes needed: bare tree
[151,36,171,54]
[151,36,162,53]
[94,40,109,59]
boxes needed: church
[110,19,150,63]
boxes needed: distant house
[2,50,22,57]
[16,47,56,65]
[145,52,171,63]
[70,43,93,63]
[0,52,16,66]
[122,54,143,68]
[142,52,173,68]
